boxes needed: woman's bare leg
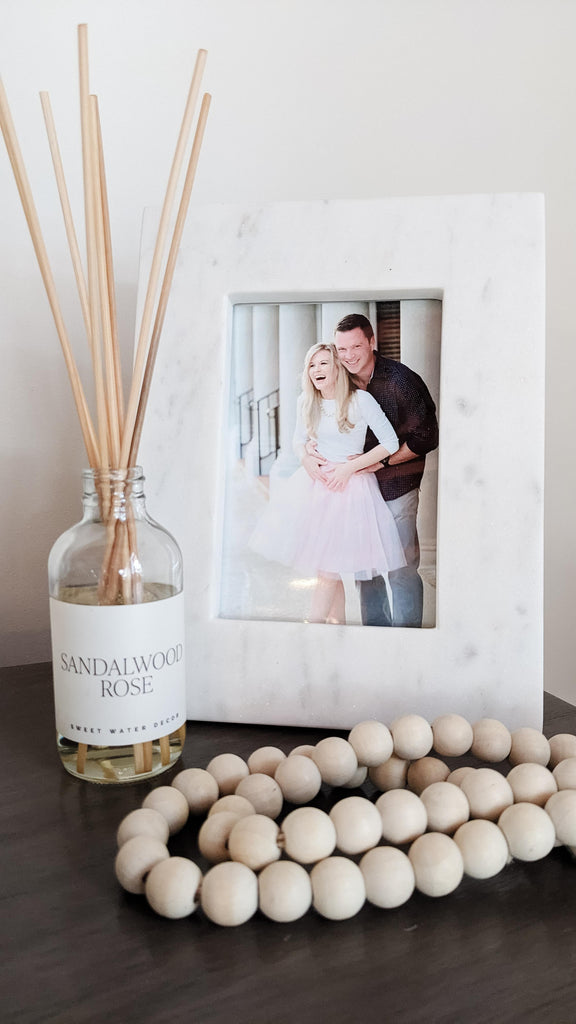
[309,575,345,624]
[326,580,345,624]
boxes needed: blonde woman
[250,343,406,624]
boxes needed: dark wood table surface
[2,662,576,1024]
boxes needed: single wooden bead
[142,786,189,835]
[311,737,358,787]
[235,773,283,819]
[116,807,170,848]
[432,714,473,757]
[506,763,557,806]
[498,803,556,860]
[281,807,336,864]
[420,782,470,834]
[145,857,202,919]
[341,765,368,788]
[545,790,576,845]
[553,756,576,791]
[310,857,366,920]
[258,861,312,922]
[274,754,322,804]
[207,794,256,818]
[289,744,316,758]
[347,720,393,767]
[227,815,281,871]
[172,768,219,814]
[206,753,249,795]
[329,796,382,855]
[407,756,450,795]
[548,734,576,769]
[359,847,415,908]
[376,790,427,845]
[453,819,510,878]
[470,719,512,762]
[460,768,514,821]
[247,746,287,777]
[198,811,240,863]
[114,835,169,894]
[509,728,551,767]
[369,754,409,792]
[447,766,476,787]
[391,714,433,760]
[408,833,464,897]
[200,862,258,926]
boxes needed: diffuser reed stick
[39,91,91,339]
[0,79,99,467]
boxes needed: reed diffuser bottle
[49,467,186,784]
[1,27,210,782]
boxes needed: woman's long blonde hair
[300,343,356,438]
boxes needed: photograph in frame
[138,195,545,731]
[219,298,441,630]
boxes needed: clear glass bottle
[48,466,186,784]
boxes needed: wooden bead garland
[359,846,415,908]
[419,781,470,834]
[115,835,169,894]
[470,718,512,762]
[459,768,514,821]
[141,786,189,834]
[258,861,312,922]
[329,796,383,855]
[506,763,557,806]
[227,814,281,871]
[113,714,576,927]
[453,820,510,879]
[375,789,427,845]
[390,715,433,761]
[553,757,576,791]
[432,714,474,757]
[548,735,576,768]
[201,861,258,926]
[273,754,322,804]
[282,806,336,864]
[117,807,170,848]
[408,833,464,897]
[497,803,556,861]
[145,857,202,919]
[310,857,366,920]
[198,811,242,863]
[234,773,283,818]
[348,720,393,767]
[406,756,450,794]
[368,753,409,791]
[205,753,249,795]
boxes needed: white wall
[1,0,574,704]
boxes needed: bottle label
[49,594,186,746]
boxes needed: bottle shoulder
[48,514,183,599]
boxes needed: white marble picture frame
[139,195,545,730]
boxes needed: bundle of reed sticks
[0,24,210,775]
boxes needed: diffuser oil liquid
[56,726,185,784]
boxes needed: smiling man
[333,312,439,628]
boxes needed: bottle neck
[82,467,147,522]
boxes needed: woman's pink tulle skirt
[249,465,406,580]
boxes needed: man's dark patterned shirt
[364,353,439,502]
